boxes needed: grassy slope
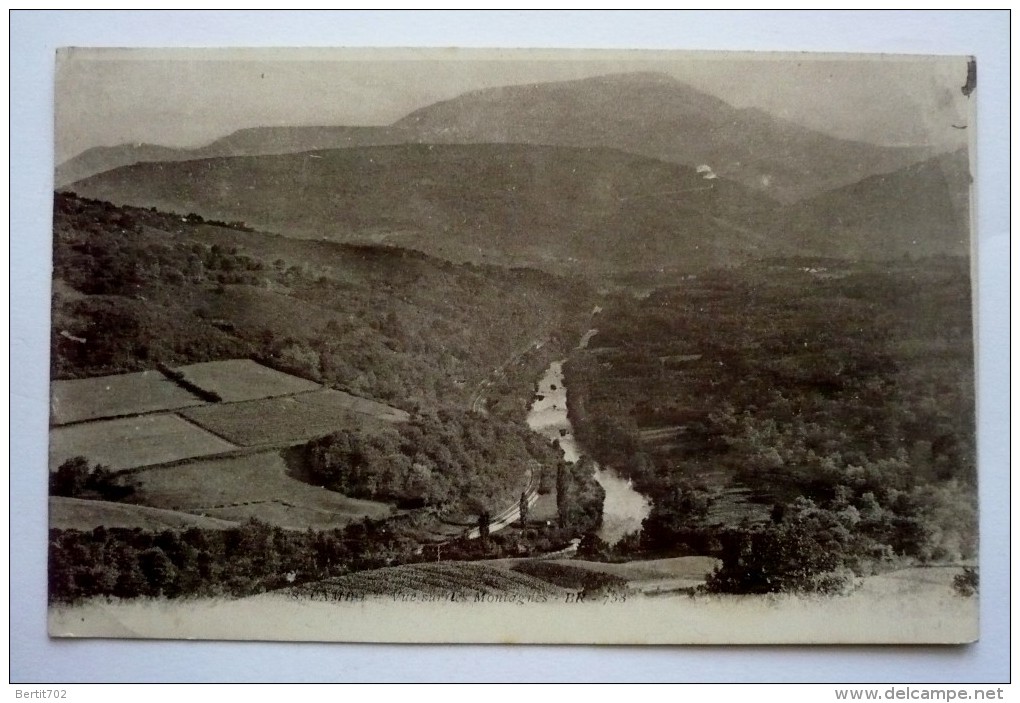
[63,143,970,274]
[50,370,208,425]
[172,359,322,402]
[772,150,972,259]
[289,561,567,600]
[178,391,402,447]
[283,555,721,601]
[49,496,238,531]
[49,414,238,472]
[546,556,719,582]
[62,144,777,275]
[116,449,393,530]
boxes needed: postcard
[48,47,977,644]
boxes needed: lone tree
[478,511,491,540]
[49,456,92,497]
[519,492,529,526]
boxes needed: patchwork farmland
[119,450,393,530]
[49,496,238,531]
[179,388,408,446]
[50,369,209,425]
[49,359,407,530]
[291,562,568,601]
[49,414,237,471]
[172,359,321,403]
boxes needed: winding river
[525,356,651,545]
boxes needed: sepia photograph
[44,46,979,645]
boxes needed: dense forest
[303,407,604,525]
[567,259,976,592]
[304,408,556,517]
[47,516,581,603]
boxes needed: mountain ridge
[61,142,972,271]
[57,71,934,201]
[60,142,780,275]
[771,148,971,259]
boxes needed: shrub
[952,567,978,597]
[704,504,859,595]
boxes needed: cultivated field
[291,562,568,601]
[47,359,409,531]
[298,387,410,423]
[173,359,321,402]
[287,557,717,603]
[119,450,392,530]
[181,389,407,446]
[50,370,208,425]
[545,556,720,593]
[528,492,559,523]
[49,414,237,471]
[510,560,629,592]
[49,496,237,531]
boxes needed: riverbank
[526,359,650,545]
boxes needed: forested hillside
[566,258,976,591]
[52,193,591,416]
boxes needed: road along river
[526,357,651,545]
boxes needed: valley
[47,65,977,618]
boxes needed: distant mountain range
[57,72,933,203]
[56,127,410,188]
[58,72,971,272]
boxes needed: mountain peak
[578,71,681,85]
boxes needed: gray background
[11,10,1010,682]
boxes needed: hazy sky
[55,47,973,163]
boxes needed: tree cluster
[48,517,589,603]
[50,457,134,501]
[555,456,604,533]
[304,407,561,518]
